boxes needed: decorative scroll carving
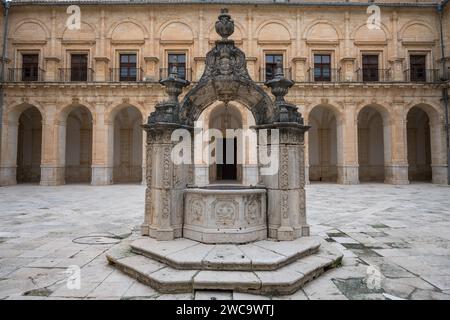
[281,191,289,219]
[189,198,204,225]
[162,146,171,188]
[245,195,261,224]
[280,146,289,189]
[213,199,238,226]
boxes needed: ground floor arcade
[0,85,448,186]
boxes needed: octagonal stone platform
[106,236,343,295]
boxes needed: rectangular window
[314,54,331,82]
[265,54,283,81]
[71,54,88,81]
[362,55,379,82]
[410,55,426,82]
[119,53,137,81]
[168,53,186,80]
[21,54,39,81]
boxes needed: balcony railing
[404,69,440,83]
[59,68,95,82]
[109,67,144,82]
[356,68,392,82]
[7,68,45,82]
[259,67,292,82]
[307,68,342,83]
[159,67,192,81]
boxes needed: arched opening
[407,106,432,182]
[208,103,243,183]
[65,106,93,183]
[17,106,42,183]
[113,106,143,183]
[308,106,338,182]
[358,106,385,182]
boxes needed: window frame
[313,53,332,82]
[21,53,40,82]
[118,52,138,82]
[167,52,187,80]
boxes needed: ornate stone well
[107,9,342,295]
[141,8,309,243]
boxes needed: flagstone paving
[0,183,449,300]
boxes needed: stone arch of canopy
[179,79,275,127]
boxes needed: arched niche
[305,22,339,44]
[62,22,96,43]
[111,21,146,43]
[353,24,387,44]
[257,22,291,43]
[160,21,194,43]
[13,21,47,43]
[401,22,435,43]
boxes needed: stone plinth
[183,186,267,244]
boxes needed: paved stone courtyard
[0,183,449,300]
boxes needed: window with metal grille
[120,54,137,81]
[168,53,186,80]
[265,54,283,81]
[362,55,379,82]
[71,54,88,81]
[314,54,331,81]
[21,54,39,81]
[410,55,426,82]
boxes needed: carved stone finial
[215,8,234,41]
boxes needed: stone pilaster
[257,123,309,241]
[143,57,159,81]
[291,57,307,82]
[142,123,193,240]
[94,57,110,82]
[91,103,113,185]
[385,104,409,184]
[341,57,356,82]
[338,103,359,184]
[0,119,18,186]
[44,57,60,82]
[40,105,65,186]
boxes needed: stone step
[106,238,343,295]
[130,236,321,271]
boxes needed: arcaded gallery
[1,0,449,188]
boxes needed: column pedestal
[432,165,448,185]
[0,167,16,186]
[91,165,113,185]
[385,164,409,185]
[40,166,64,186]
[337,165,359,185]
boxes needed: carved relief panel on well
[213,198,238,226]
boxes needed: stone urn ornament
[215,8,234,40]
